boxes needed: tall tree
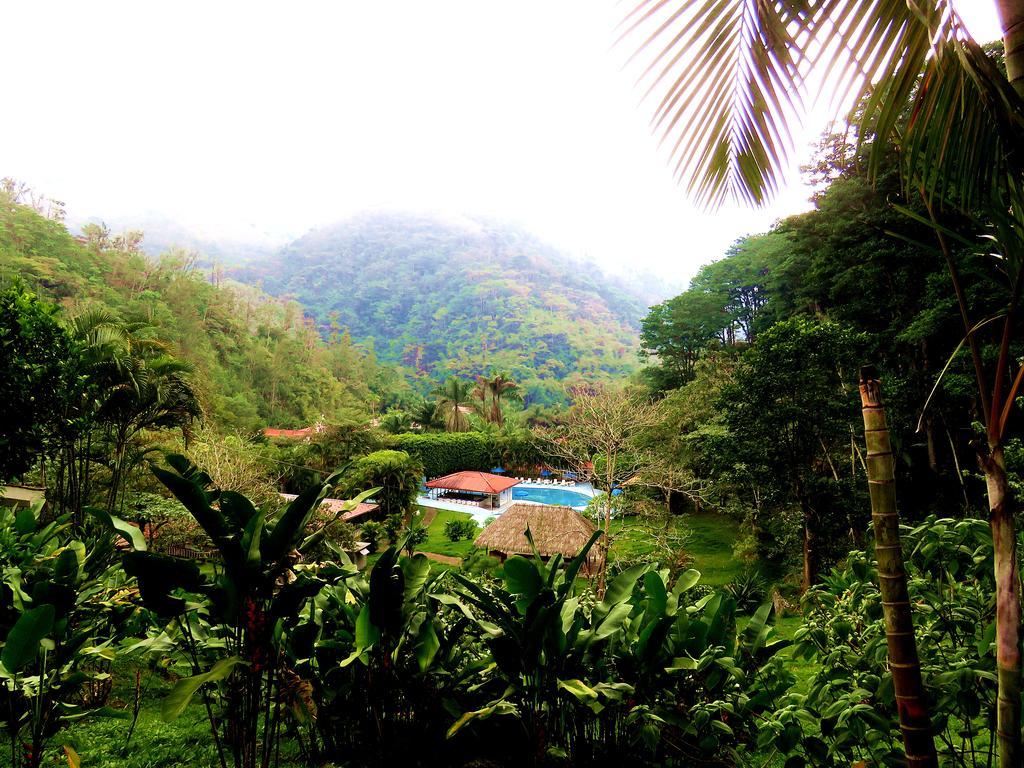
[622,3,1024,760]
[432,377,473,433]
[640,290,729,390]
[0,285,76,482]
[541,387,661,593]
[474,372,520,425]
[720,317,862,591]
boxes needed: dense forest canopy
[229,212,647,407]
[0,184,399,431]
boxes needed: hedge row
[387,432,548,478]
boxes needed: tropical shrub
[292,541,476,766]
[123,455,375,768]
[723,568,768,613]
[338,450,422,520]
[448,533,791,765]
[444,519,477,542]
[759,516,1003,766]
[0,501,142,768]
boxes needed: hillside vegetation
[0,190,397,430]
[233,212,645,405]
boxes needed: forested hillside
[232,213,645,406]
[0,186,401,430]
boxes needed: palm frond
[620,0,813,207]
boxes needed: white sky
[0,1,1004,286]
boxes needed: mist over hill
[231,212,648,405]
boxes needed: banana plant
[446,529,651,763]
[123,455,376,768]
[0,500,140,768]
[290,539,473,764]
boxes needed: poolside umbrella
[490,467,506,474]
[611,488,623,497]
[540,469,552,477]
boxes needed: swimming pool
[511,484,595,510]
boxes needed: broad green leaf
[2,604,55,672]
[88,506,147,551]
[503,556,542,599]
[557,678,598,701]
[415,618,440,672]
[14,507,36,536]
[446,698,518,738]
[162,656,244,721]
[354,603,380,651]
[599,563,647,614]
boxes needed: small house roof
[425,471,520,494]
[279,494,379,522]
[474,503,600,559]
[264,427,314,439]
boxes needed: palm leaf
[620,0,813,207]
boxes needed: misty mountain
[231,212,648,405]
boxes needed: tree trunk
[982,443,1022,768]
[797,481,815,593]
[997,0,1024,96]
[859,367,937,768]
[994,5,1024,765]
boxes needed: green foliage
[0,284,77,481]
[716,317,867,582]
[448,539,792,764]
[761,516,1004,766]
[233,213,643,406]
[0,501,139,767]
[390,430,544,478]
[339,450,422,519]
[723,568,768,613]
[443,518,477,542]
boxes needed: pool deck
[417,482,596,524]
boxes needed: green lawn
[418,508,480,559]
[46,662,307,768]
[608,510,743,586]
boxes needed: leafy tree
[0,284,76,481]
[432,377,474,433]
[690,233,780,341]
[96,333,202,512]
[639,291,728,391]
[541,387,661,593]
[719,318,863,591]
[339,450,423,522]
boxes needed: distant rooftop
[425,471,521,495]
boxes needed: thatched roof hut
[474,503,603,573]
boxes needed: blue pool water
[512,485,594,510]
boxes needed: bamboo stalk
[859,366,937,768]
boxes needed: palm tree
[99,353,202,512]
[432,377,473,432]
[474,373,521,425]
[410,398,444,432]
[621,2,1024,763]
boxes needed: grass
[608,510,744,586]
[417,507,479,559]
[41,662,307,768]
